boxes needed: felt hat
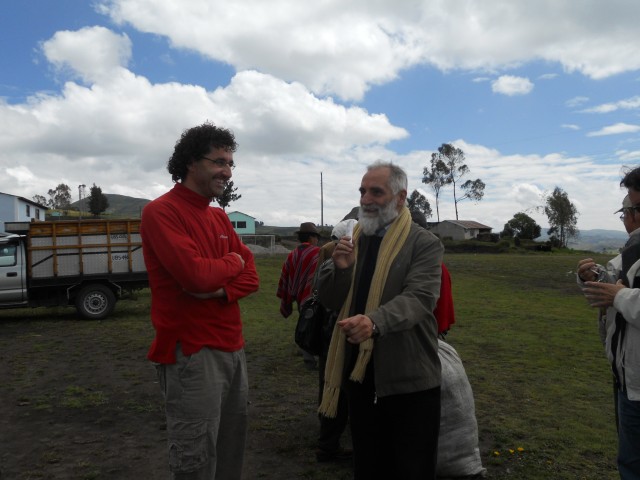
[295,222,320,236]
[615,194,633,213]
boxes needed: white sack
[437,339,487,479]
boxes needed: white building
[428,220,493,241]
[0,192,47,233]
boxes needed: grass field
[441,253,618,479]
[0,251,620,479]
[245,252,621,479]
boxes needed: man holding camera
[578,167,640,479]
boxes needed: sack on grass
[294,298,324,356]
[437,339,487,479]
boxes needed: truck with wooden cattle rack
[0,219,147,319]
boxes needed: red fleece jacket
[141,183,259,363]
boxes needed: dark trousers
[318,351,349,452]
[346,363,441,480]
[618,390,640,479]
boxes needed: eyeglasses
[620,207,640,221]
[201,156,235,170]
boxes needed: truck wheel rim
[84,292,107,314]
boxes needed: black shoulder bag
[295,290,325,356]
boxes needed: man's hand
[332,236,355,270]
[577,258,597,282]
[231,252,245,268]
[337,314,374,344]
[582,280,625,308]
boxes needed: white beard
[358,200,399,236]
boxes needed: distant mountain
[566,228,628,253]
[537,227,627,253]
[70,194,151,218]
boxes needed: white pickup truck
[0,219,148,319]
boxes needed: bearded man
[317,161,444,479]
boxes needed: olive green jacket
[317,223,443,397]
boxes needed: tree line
[33,180,241,218]
[34,146,579,248]
[33,183,109,217]
[407,143,578,248]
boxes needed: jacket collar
[172,182,213,210]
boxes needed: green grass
[242,252,620,479]
[0,251,621,479]
[443,253,617,479]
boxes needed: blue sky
[2,0,640,231]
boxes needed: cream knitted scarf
[318,206,412,418]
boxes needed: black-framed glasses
[201,156,235,170]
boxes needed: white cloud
[581,95,640,114]
[566,96,589,108]
[96,0,640,100]
[41,26,132,84]
[617,150,640,162]
[0,27,408,227]
[587,123,640,137]
[491,75,534,96]
[561,124,580,130]
[421,140,622,232]
[538,73,558,80]
[3,5,639,232]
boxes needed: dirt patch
[0,308,351,480]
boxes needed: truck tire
[75,284,116,320]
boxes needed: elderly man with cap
[577,166,640,479]
[277,222,322,369]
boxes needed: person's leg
[212,349,249,480]
[317,397,350,460]
[317,352,350,460]
[302,349,318,370]
[345,365,377,479]
[376,387,441,480]
[159,347,216,480]
[617,390,640,479]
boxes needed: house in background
[227,211,256,235]
[0,192,47,233]
[428,220,492,241]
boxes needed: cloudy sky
[2,0,640,232]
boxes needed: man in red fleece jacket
[141,122,259,479]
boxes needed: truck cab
[0,235,27,306]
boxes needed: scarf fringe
[349,338,373,382]
[318,385,341,418]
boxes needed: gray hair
[367,160,407,195]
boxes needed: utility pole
[78,184,86,219]
[320,172,324,228]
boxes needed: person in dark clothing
[315,220,355,462]
[277,222,321,369]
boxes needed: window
[237,221,247,229]
[231,221,237,228]
[0,245,17,267]
[26,205,30,217]
[35,208,40,220]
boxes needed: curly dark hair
[167,122,238,182]
[620,166,640,192]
